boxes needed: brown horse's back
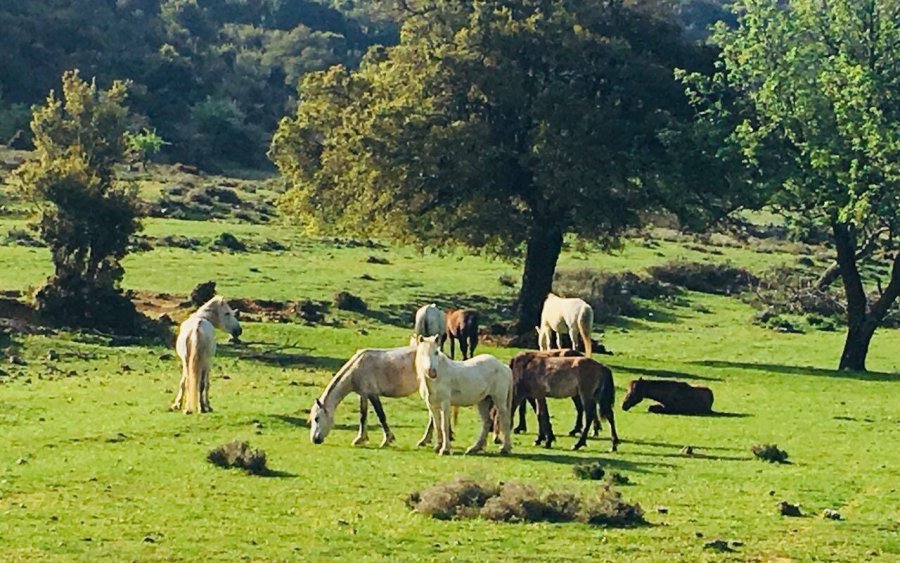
[632,379,713,414]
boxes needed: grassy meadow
[0,167,898,562]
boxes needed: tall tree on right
[683,0,899,371]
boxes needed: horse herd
[171,294,715,455]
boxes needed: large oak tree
[271,0,737,334]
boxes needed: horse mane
[321,349,366,402]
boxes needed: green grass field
[1,174,898,561]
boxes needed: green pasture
[1,212,898,561]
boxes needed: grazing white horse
[309,344,419,447]
[171,296,242,414]
[538,293,594,357]
[414,335,512,455]
[414,303,446,345]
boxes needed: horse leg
[439,401,452,455]
[603,404,620,452]
[352,395,369,446]
[593,403,602,436]
[200,367,212,413]
[567,323,578,352]
[537,398,555,448]
[555,330,564,350]
[466,400,492,455]
[369,396,395,447]
[569,395,584,436]
[170,363,187,411]
[648,403,667,414]
[513,397,530,434]
[449,335,456,360]
[531,397,547,444]
[573,395,595,450]
[468,334,477,358]
[416,412,434,448]
[459,337,468,361]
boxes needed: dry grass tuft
[207,440,269,475]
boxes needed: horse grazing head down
[621,379,645,411]
[415,335,442,380]
[309,397,334,444]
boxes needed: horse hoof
[533,438,543,446]
[492,436,501,445]
[499,447,511,455]
[544,443,554,450]
[169,404,179,412]
[380,434,395,448]
[572,442,586,451]
[416,440,429,448]
[352,436,368,446]
[568,429,580,437]
[513,427,526,434]
[464,447,482,455]
[439,448,451,456]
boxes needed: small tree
[682,0,899,371]
[125,128,168,169]
[14,70,145,333]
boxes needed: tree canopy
[272,0,738,333]
[683,0,899,370]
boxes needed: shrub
[211,232,247,252]
[207,440,268,475]
[751,443,789,463]
[406,478,644,527]
[647,261,758,295]
[333,291,367,312]
[572,461,606,480]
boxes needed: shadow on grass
[635,451,750,462]
[690,359,899,382]
[628,407,751,418]
[615,366,722,382]
[624,439,744,453]
[255,468,298,478]
[510,450,676,474]
[218,341,346,371]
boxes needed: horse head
[621,378,644,411]
[309,397,334,444]
[208,296,243,340]
[415,335,441,380]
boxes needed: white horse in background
[414,335,512,456]
[538,293,594,357]
[171,296,242,414]
[414,303,446,346]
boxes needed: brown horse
[512,350,602,437]
[510,352,619,451]
[444,309,479,360]
[622,378,714,414]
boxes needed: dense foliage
[271,0,745,333]
[13,71,145,333]
[683,0,900,370]
[0,0,398,169]
[0,1,732,169]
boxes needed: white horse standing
[414,303,446,345]
[414,335,512,455]
[171,296,242,414]
[538,293,594,357]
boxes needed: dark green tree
[14,71,145,333]
[682,0,899,370]
[271,0,734,334]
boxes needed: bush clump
[751,443,790,464]
[211,232,246,252]
[406,477,644,527]
[647,261,758,295]
[207,440,268,475]
[333,291,367,312]
[573,461,606,480]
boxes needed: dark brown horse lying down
[513,350,602,437]
[622,378,714,414]
[510,352,619,451]
[445,309,479,360]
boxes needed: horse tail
[581,305,594,358]
[183,328,202,414]
[596,363,614,420]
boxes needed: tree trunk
[513,223,564,336]
[832,222,900,371]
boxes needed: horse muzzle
[311,433,324,445]
[426,368,438,380]
[232,327,243,338]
